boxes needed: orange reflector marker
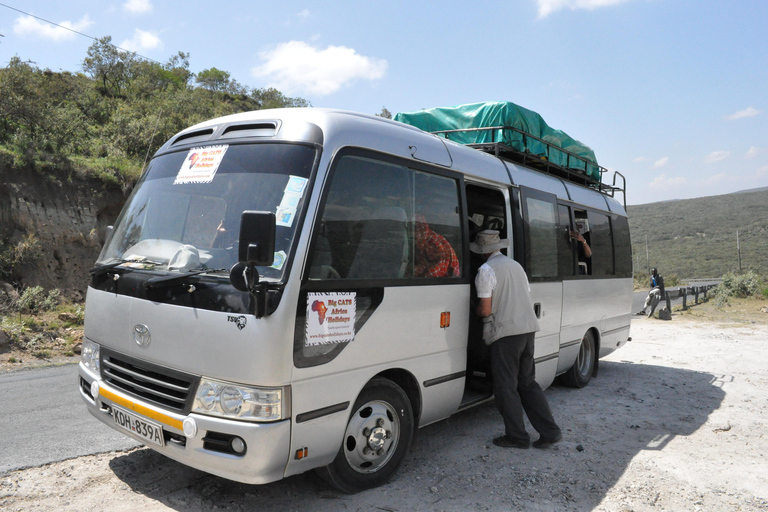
[295,447,309,460]
[440,311,451,328]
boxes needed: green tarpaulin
[394,101,601,181]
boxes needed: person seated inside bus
[570,218,592,274]
[413,214,460,278]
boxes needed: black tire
[560,331,596,388]
[316,378,414,493]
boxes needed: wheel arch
[374,368,422,427]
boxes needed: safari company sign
[306,292,356,346]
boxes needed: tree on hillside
[251,87,310,109]
[82,36,138,98]
[376,107,392,119]
[196,67,247,95]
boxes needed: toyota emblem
[133,324,151,347]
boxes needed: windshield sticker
[275,206,296,227]
[286,175,308,194]
[270,251,287,270]
[306,292,356,346]
[174,145,229,185]
[275,176,308,227]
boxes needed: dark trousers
[490,332,561,442]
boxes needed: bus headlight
[81,339,101,375]
[192,378,286,422]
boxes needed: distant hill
[627,188,768,279]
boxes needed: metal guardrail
[662,283,719,311]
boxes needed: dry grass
[674,295,768,326]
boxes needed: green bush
[16,286,61,313]
[712,271,764,306]
[0,233,43,278]
[720,271,762,298]
[0,316,24,344]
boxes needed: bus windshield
[97,143,317,281]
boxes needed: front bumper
[78,363,291,485]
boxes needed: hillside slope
[628,189,768,279]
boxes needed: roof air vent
[220,122,278,139]
[171,128,215,146]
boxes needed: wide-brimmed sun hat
[470,230,509,254]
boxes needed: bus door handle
[534,303,542,318]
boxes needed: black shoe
[492,435,530,449]
[532,433,562,449]
[635,311,646,315]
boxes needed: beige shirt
[475,252,540,344]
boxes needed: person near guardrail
[636,268,665,318]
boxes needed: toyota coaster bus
[78,107,632,493]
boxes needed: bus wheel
[317,378,414,493]
[560,331,596,388]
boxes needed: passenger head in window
[570,219,592,274]
[414,214,460,278]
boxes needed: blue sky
[1,0,766,205]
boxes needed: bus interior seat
[347,206,409,279]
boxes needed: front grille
[101,348,200,414]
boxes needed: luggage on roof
[394,101,601,182]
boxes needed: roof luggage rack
[432,125,627,209]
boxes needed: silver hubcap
[577,336,594,377]
[343,400,400,474]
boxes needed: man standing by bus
[472,230,562,449]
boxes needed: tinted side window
[588,211,614,275]
[612,215,632,278]
[310,154,461,281]
[524,196,558,279]
[558,204,575,277]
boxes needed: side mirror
[238,211,276,266]
[231,212,275,319]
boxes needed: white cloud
[536,0,634,18]
[124,0,152,14]
[649,173,686,190]
[120,29,162,52]
[745,146,760,159]
[757,165,768,177]
[726,106,761,120]
[633,156,646,163]
[705,151,730,163]
[652,157,669,169]
[252,41,388,96]
[296,9,311,20]
[13,14,92,42]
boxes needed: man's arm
[476,297,492,318]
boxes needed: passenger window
[587,211,614,275]
[558,204,575,276]
[413,171,462,278]
[573,211,592,275]
[524,196,558,278]
[310,154,461,281]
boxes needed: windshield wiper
[89,258,161,278]
[145,267,228,290]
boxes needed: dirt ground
[2,311,768,512]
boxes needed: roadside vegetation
[674,270,768,325]
[0,285,84,369]
[628,189,768,280]
[0,36,309,189]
